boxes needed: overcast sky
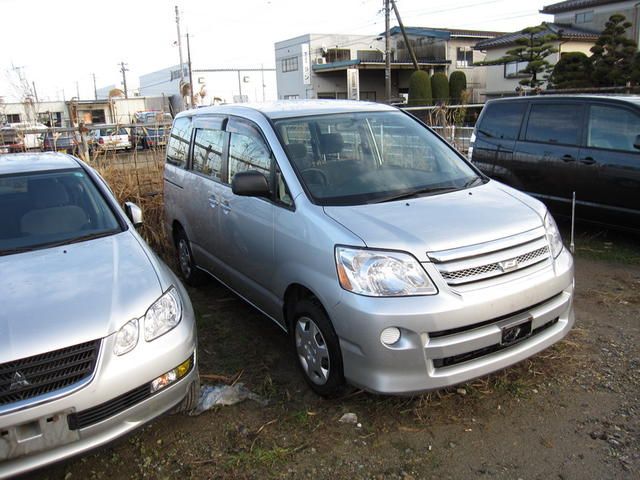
[0,0,550,102]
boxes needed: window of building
[505,61,529,78]
[91,110,106,124]
[6,114,21,123]
[317,92,348,99]
[38,112,62,127]
[588,105,640,152]
[228,129,271,183]
[575,11,594,24]
[357,50,383,62]
[360,91,377,101]
[525,104,581,145]
[326,48,351,63]
[192,128,225,180]
[478,102,527,140]
[170,67,189,81]
[166,117,192,168]
[456,47,474,68]
[283,94,300,100]
[282,56,298,73]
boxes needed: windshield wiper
[0,230,119,256]
[372,186,459,204]
[463,176,484,188]
[0,246,38,256]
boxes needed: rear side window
[525,104,581,145]
[587,105,640,152]
[192,128,225,180]
[477,102,526,140]
[166,117,192,168]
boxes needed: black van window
[192,128,225,180]
[588,105,640,152]
[478,102,526,140]
[166,117,192,168]
[525,104,581,145]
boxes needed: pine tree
[590,14,637,86]
[548,52,593,89]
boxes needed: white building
[274,27,503,103]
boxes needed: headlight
[114,319,139,356]
[335,247,437,297]
[544,212,563,258]
[144,288,182,341]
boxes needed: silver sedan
[0,152,198,478]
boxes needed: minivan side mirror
[634,134,640,150]
[232,170,271,198]
[124,201,143,227]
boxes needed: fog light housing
[380,327,401,346]
[150,356,193,393]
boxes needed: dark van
[469,95,640,230]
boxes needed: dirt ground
[33,227,639,480]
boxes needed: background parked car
[0,152,198,478]
[89,126,131,152]
[0,122,48,153]
[42,131,81,154]
[131,125,170,149]
[469,95,640,230]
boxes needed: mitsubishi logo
[498,258,519,273]
[9,371,30,391]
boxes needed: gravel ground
[29,230,640,480]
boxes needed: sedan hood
[323,181,544,260]
[0,232,162,363]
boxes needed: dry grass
[89,148,172,259]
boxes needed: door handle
[208,195,219,208]
[561,154,575,162]
[580,157,596,165]
[220,200,231,214]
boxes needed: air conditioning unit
[315,58,327,65]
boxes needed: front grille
[429,228,552,286]
[68,384,151,430]
[0,340,100,407]
[432,318,559,369]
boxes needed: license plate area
[500,317,532,346]
[0,409,78,461]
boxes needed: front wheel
[290,298,345,397]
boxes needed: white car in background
[89,127,132,152]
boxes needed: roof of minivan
[487,94,640,106]
[178,100,396,120]
[0,152,80,176]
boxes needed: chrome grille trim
[428,229,551,286]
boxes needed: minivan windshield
[0,169,122,255]
[274,111,481,206]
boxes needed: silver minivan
[164,100,574,396]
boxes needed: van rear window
[478,102,526,140]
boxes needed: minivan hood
[0,231,162,363]
[323,181,544,260]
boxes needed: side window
[166,117,192,168]
[227,128,271,182]
[192,128,225,180]
[525,104,581,145]
[275,164,293,207]
[587,105,640,152]
[478,102,526,140]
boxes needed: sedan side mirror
[232,170,271,198]
[124,201,143,227]
[634,134,640,150]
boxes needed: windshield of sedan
[0,169,122,255]
[274,110,481,206]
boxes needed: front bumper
[0,297,197,478]
[331,248,574,395]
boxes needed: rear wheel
[175,229,208,286]
[290,298,345,397]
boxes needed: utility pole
[391,0,419,70]
[384,0,391,102]
[92,73,97,100]
[261,63,266,102]
[32,81,39,103]
[76,81,80,100]
[237,71,243,101]
[175,5,185,107]
[186,33,195,108]
[119,61,129,98]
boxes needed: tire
[290,298,345,397]
[172,371,200,414]
[175,229,208,286]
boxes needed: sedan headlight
[544,212,563,258]
[335,247,437,297]
[114,319,139,356]
[144,288,182,341]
